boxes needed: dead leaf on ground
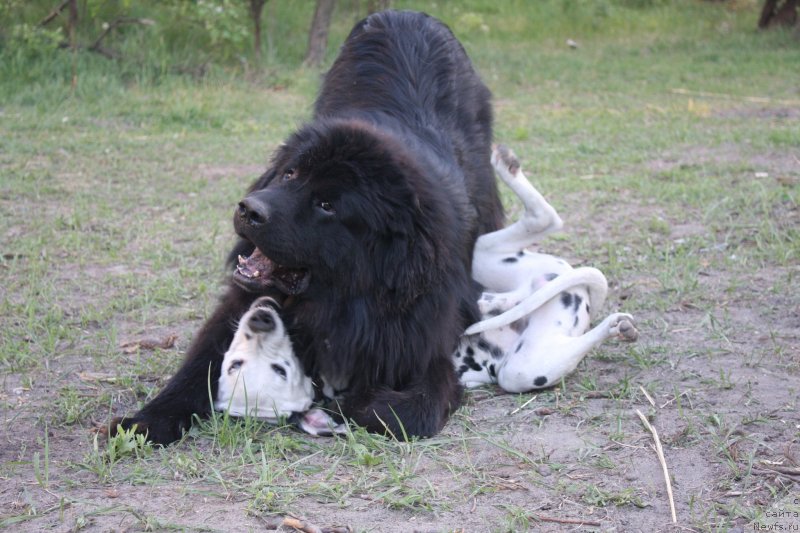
[120,334,177,353]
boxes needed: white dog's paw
[606,313,639,342]
[491,144,520,178]
[298,408,348,437]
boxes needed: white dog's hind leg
[466,267,609,335]
[473,145,563,260]
[497,313,637,392]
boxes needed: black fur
[111,10,503,444]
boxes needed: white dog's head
[214,297,314,422]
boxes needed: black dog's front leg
[110,284,257,445]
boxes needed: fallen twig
[659,390,690,409]
[509,395,537,415]
[279,516,352,533]
[281,517,321,533]
[639,386,655,407]
[753,462,800,482]
[530,514,602,526]
[636,409,677,523]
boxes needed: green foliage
[194,0,250,60]
[77,425,154,482]
[0,0,778,95]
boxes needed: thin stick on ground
[639,386,655,407]
[279,516,352,533]
[636,409,677,523]
[531,514,602,526]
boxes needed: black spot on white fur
[502,256,518,264]
[533,376,547,387]
[462,354,482,372]
[560,292,573,309]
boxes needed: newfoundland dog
[112,10,503,444]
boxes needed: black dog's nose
[237,196,269,226]
[249,308,276,333]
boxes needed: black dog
[112,10,503,444]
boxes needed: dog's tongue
[234,248,310,295]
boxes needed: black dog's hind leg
[110,284,257,445]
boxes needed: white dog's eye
[228,359,244,375]
[271,363,287,379]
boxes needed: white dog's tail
[465,267,608,335]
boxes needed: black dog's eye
[228,359,244,375]
[282,168,296,181]
[271,363,287,379]
[316,200,335,214]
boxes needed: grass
[2,0,800,531]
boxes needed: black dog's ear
[376,228,437,307]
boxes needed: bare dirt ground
[2,134,798,532]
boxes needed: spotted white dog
[215,296,347,435]
[454,145,638,393]
[215,297,314,422]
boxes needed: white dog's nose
[248,309,276,333]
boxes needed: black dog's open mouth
[233,248,310,295]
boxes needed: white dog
[453,145,638,393]
[215,297,314,422]
[215,296,347,436]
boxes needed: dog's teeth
[253,270,260,278]
[238,254,246,265]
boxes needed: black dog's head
[233,118,462,306]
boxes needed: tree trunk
[303,0,336,67]
[759,0,798,28]
[249,0,268,64]
[68,0,78,90]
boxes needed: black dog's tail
[341,355,463,439]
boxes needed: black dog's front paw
[105,412,191,446]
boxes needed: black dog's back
[315,11,503,235]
